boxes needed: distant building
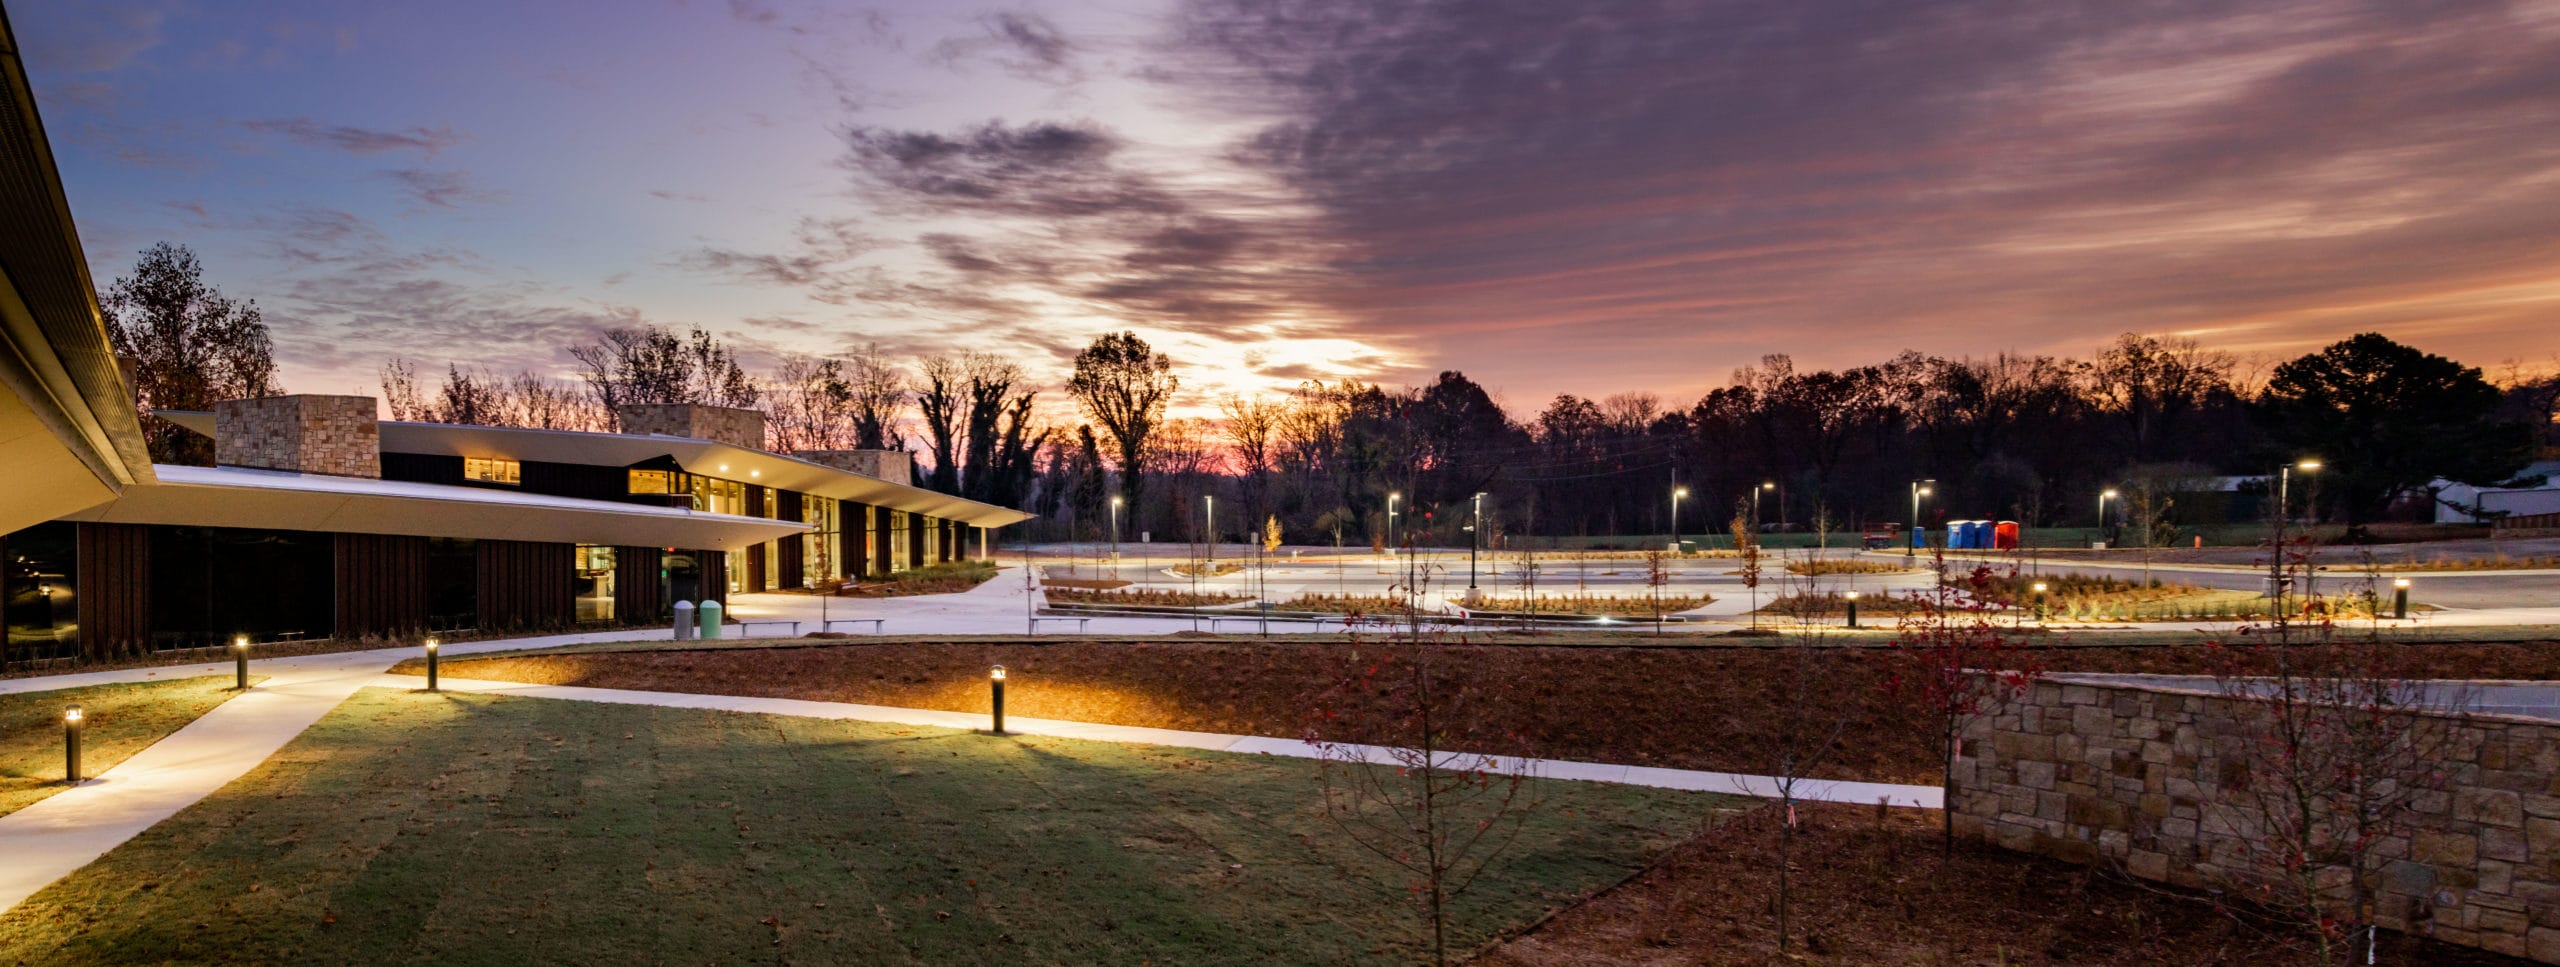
[2432,460,2560,524]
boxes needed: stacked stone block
[795,449,911,486]
[213,395,381,478]
[613,403,767,452]
[1954,676,2560,962]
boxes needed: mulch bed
[422,638,2560,786]
[1480,802,2532,965]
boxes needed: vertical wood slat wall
[842,503,871,578]
[614,546,664,622]
[776,490,806,588]
[476,540,573,631]
[75,522,151,659]
[334,533,427,641]
[874,509,893,576]
[701,550,728,607]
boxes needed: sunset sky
[20,0,2560,414]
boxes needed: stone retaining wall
[1952,674,2560,962]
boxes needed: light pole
[1108,495,1122,576]
[1468,491,1486,590]
[2099,488,2118,546]
[1754,481,1774,535]
[1670,486,1688,553]
[1908,480,1935,560]
[2270,459,2321,608]
[1387,492,1400,559]
[1203,494,1215,564]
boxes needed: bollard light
[64,704,84,784]
[233,635,251,690]
[2393,577,2410,620]
[1844,590,1862,629]
[424,638,441,692]
[2031,582,2049,622]
[989,665,1007,734]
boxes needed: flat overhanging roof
[157,412,1034,529]
[0,11,154,533]
[57,465,807,551]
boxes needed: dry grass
[1043,587,1252,607]
[2377,554,2560,572]
[1474,592,1714,617]
[1969,573,2398,621]
[1168,561,1243,577]
[1755,591,1929,618]
[1279,593,1435,616]
[1781,558,1911,576]
[1039,577,1133,590]
[1,675,256,818]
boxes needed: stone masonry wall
[1953,676,2560,961]
[214,395,380,478]
[795,449,911,486]
[614,403,767,452]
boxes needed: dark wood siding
[476,540,574,631]
[520,460,632,503]
[840,503,869,578]
[381,452,464,485]
[745,484,767,517]
[777,490,803,522]
[75,523,151,659]
[872,508,891,576]
[334,533,427,641]
[743,544,766,591]
[701,551,728,608]
[776,535,804,588]
[614,546,664,623]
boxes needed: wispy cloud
[385,169,504,209]
[240,117,465,156]
[929,12,1081,84]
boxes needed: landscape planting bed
[404,637,2560,786]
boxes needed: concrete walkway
[382,674,1943,808]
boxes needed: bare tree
[569,325,760,429]
[766,353,857,453]
[914,354,965,493]
[1303,604,1540,966]
[846,343,909,450]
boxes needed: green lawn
[0,689,1725,965]
[1,676,254,819]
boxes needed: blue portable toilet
[1953,520,1977,549]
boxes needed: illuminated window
[628,469,672,494]
[464,457,521,485]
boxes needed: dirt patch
[421,637,2560,786]
[1481,802,2530,966]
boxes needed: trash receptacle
[699,599,724,639]
[673,601,695,640]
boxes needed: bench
[1028,616,1091,634]
[821,618,887,635]
[733,619,802,637]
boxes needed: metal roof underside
[157,411,1034,529]
[59,465,808,551]
[0,5,154,533]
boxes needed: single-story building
[2,396,1029,667]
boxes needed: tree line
[98,243,2558,545]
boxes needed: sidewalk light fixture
[989,665,1008,734]
[424,637,441,692]
[63,704,83,784]
[2032,581,2049,622]
[233,635,250,690]
[1844,589,1861,629]
[2393,577,2411,620]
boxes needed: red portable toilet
[1993,520,2020,550]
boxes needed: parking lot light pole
[1754,482,1773,535]
[1468,492,1486,590]
[1387,492,1400,559]
[2269,459,2321,606]
[1203,494,1215,564]
[1670,486,1688,553]
[2098,489,2118,543]
[1108,495,1121,575]
[1908,480,1935,560]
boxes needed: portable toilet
[1993,521,2020,550]
[1958,520,1984,549]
